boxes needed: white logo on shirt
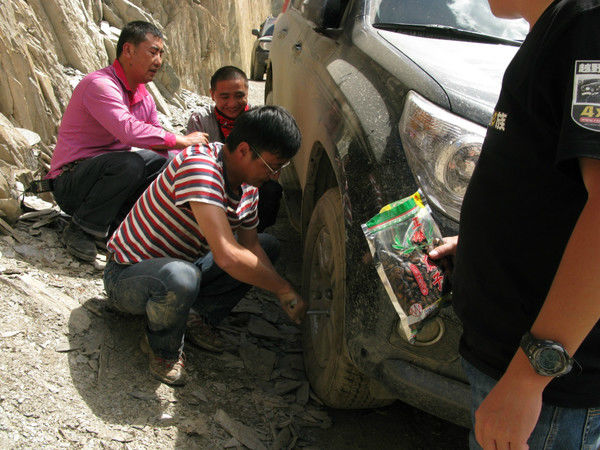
[572,60,600,132]
[489,110,507,132]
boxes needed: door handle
[293,42,302,54]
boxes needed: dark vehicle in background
[266,0,527,426]
[250,17,276,80]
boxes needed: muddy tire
[251,58,265,81]
[302,188,391,409]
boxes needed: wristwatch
[520,331,573,377]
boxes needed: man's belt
[58,160,83,174]
[26,178,54,194]
[25,160,83,194]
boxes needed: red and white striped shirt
[108,142,259,264]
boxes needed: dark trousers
[103,233,280,359]
[257,180,283,232]
[53,150,167,238]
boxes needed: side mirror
[301,0,343,30]
[252,29,260,36]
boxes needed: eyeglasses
[249,144,290,175]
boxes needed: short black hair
[226,106,301,160]
[210,66,248,91]
[116,21,163,58]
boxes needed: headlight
[258,40,271,51]
[399,91,486,222]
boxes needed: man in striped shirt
[103,106,306,385]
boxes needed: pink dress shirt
[47,60,176,179]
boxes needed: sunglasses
[249,144,290,175]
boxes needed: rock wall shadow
[67,300,165,426]
[67,298,217,446]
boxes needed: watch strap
[520,331,573,377]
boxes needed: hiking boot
[186,313,225,353]
[94,238,108,251]
[63,222,97,262]
[140,335,187,386]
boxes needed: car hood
[378,30,519,125]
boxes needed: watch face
[536,347,564,373]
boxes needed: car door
[282,0,352,192]
[270,1,311,112]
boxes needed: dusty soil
[0,196,334,449]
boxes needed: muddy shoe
[63,222,97,262]
[186,314,225,353]
[140,335,187,386]
[94,238,108,251]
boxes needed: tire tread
[302,189,392,409]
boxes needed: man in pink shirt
[47,21,208,262]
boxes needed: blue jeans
[103,233,280,359]
[462,358,600,450]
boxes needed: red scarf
[214,105,250,139]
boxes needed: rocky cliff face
[0,0,280,223]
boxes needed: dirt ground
[0,197,337,449]
[0,80,327,449]
[0,81,469,449]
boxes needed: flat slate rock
[278,367,306,381]
[273,380,303,396]
[180,414,209,436]
[261,303,282,324]
[128,391,156,402]
[190,388,208,403]
[247,316,282,340]
[214,409,267,450]
[295,382,310,406]
[239,343,276,381]
[271,426,292,450]
[277,324,300,335]
[231,297,262,315]
[278,354,304,371]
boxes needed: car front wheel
[302,188,392,408]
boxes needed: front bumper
[361,353,470,427]
[344,267,470,427]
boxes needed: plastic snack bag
[361,192,451,343]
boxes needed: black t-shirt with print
[453,0,600,408]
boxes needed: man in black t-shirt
[430,1,600,448]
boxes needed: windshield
[262,24,275,37]
[371,0,529,43]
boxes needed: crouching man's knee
[145,262,201,330]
